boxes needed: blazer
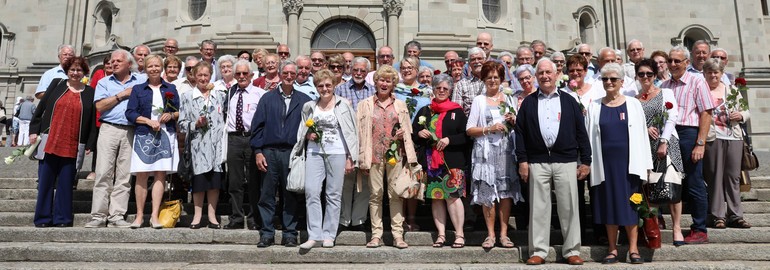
[356,95,417,170]
[290,96,359,164]
[30,78,98,151]
[587,97,653,186]
[411,105,468,169]
[250,88,312,153]
[514,88,591,165]
[125,81,180,135]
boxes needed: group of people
[23,32,752,266]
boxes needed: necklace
[486,92,502,102]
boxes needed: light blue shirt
[686,64,731,86]
[537,89,562,148]
[393,59,434,71]
[294,79,319,101]
[94,73,147,125]
[35,65,68,94]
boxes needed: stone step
[751,177,770,188]
[1,262,767,270]
[0,200,234,214]
[0,212,231,227]
[0,178,38,189]
[0,189,93,200]
[740,188,770,201]
[2,242,770,263]
[662,213,770,228]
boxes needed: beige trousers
[528,162,582,259]
[90,123,134,222]
[368,162,405,239]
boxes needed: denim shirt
[94,73,147,125]
[125,81,180,135]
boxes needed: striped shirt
[451,76,484,116]
[660,72,715,127]
[334,79,375,111]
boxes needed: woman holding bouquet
[178,61,227,229]
[636,58,685,245]
[412,74,468,248]
[465,61,522,249]
[125,54,180,229]
[30,56,97,227]
[357,65,417,249]
[293,69,358,250]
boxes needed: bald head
[476,32,494,57]
[444,51,459,70]
[597,47,617,69]
[163,38,179,56]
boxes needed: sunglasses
[185,67,193,72]
[378,54,393,59]
[637,72,655,78]
[578,52,592,56]
[330,64,344,70]
[601,77,621,82]
[628,48,643,52]
[711,56,727,60]
[668,58,686,65]
[278,52,290,55]
[235,72,250,76]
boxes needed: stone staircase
[1,148,770,269]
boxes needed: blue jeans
[257,148,298,239]
[676,126,708,233]
[35,154,76,225]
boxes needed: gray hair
[200,39,217,49]
[598,47,615,57]
[112,49,138,73]
[550,52,565,60]
[626,39,644,50]
[26,95,34,101]
[530,40,546,48]
[404,40,422,51]
[516,46,533,56]
[57,44,74,55]
[353,57,371,70]
[468,47,486,59]
[279,60,298,74]
[432,73,454,92]
[498,51,515,61]
[132,44,151,54]
[600,63,625,78]
[702,58,725,73]
[577,43,591,52]
[295,55,310,63]
[418,66,434,77]
[692,40,711,52]
[514,64,536,79]
[712,47,728,56]
[670,45,691,60]
[217,55,237,69]
[234,59,252,73]
[535,58,557,72]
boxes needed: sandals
[451,236,465,248]
[481,236,495,249]
[366,237,383,248]
[602,252,618,264]
[713,219,726,229]
[499,236,515,248]
[394,237,409,249]
[729,219,752,229]
[432,235,445,248]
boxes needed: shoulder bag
[740,123,759,171]
[645,156,682,204]
[286,144,306,193]
[177,126,194,183]
[394,162,426,201]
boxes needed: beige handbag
[394,163,425,201]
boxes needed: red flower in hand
[164,92,175,100]
[433,69,441,75]
[411,88,421,95]
[665,102,673,110]
[735,77,747,87]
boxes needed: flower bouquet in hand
[5,128,49,164]
[727,78,749,111]
[385,123,402,166]
[650,102,673,131]
[568,79,586,113]
[498,87,516,132]
[418,115,451,172]
[305,118,332,170]
[151,92,179,138]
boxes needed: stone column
[282,0,303,53]
[383,0,403,58]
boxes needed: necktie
[235,89,245,132]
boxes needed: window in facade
[311,19,375,50]
[482,0,501,23]
[683,28,710,51]
[189,0,207,21]
[762,0,769,16]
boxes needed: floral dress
[640,93,684,173]
[470,105,523,207]
[424,113,465,199]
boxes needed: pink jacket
[356,95,417,170]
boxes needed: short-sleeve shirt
[36,65,68,95]
[94,73,147,125]
[660,72,716,127]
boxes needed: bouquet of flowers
[305,118,332,170]
[497,87,516,132]
[385,123,402,166]
[5,128,48,164]
[418,114,452,172]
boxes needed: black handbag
[645,157,682,204]
[740,123,759,171]
[177,126,194,183]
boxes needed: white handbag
[286,147,306,193]
[647,156,682,185]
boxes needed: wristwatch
[658,138,668,144]
[696,139,705,146]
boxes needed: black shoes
[223,222,243,230]
[190,223,202,229]
[34,223,50,228]
[208,223,222,229]
[247,223,259,230]
[257,237,274,248]
[283,237,298,247]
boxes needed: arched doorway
[311,19,376,67]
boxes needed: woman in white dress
[125,54,180,229]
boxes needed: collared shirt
[277,83,294,114]
[36,65,67,94]
[227,84,266,132]
[335,79,375,111]
[172,78,196,96]
[451,76,484,116]
[660,71,716,127]
[686,64,732,86]
[371,97,399,164]
[294,79,319,100]
[537,89,562,148]
[179,59,218,83]
[94,72,147,125]
[586,62,598,80]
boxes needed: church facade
[1,0,770,147]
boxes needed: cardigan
[125,81,180,135]
[411,105,468,169]
[30,78,98,151]
[289,96,359,164]
[250,88,312,153]
[587,97,653,186]
[356,95,417,170]
[514,88,591,165]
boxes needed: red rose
[433,69,441,75]
[735,77,747,87]
[164,92,175,100]
[411,88,420,95]
[665,102,673,110]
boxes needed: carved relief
[383,0,403,16]
[283,0,304,15]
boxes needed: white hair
[112,49,138,73]
[217,55,237,68]
[516,46,533,56]
[132,44,151,54]
[468,47,486,59]
[598,47,616,57]
[626,39,644,50]
[514,64,535,79]
[577,43,591,52]
[418,66,434,75]
[712,47,728,56]
[498,51,515,60]
[234,59,252,73]
[670,45,691,60]
[57,44,74,55]
[600,63,625,78]
[550,52,565,60]
[353,57,371,70]
[535,58,557,72]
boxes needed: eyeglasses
[517,75,532,81]
[68,69,84,74]
[637,72,656,78]
[330,64,344,70]
[711,56,727,60]
[378,54,393,59]
[444,59,457,64]
[568,68,585,73]
[578,52,592,56]
[484,76,501,81]
[201,48,214,52]
[235,72,251,76]
[278,52,290,56]
[476,42,491,46]
[352,68,367,74]
[553,60,565,64]
[400,66,415,71]
[655,61,667,65]
[517,57,533,61]
[164,46,178,49]
[601,77,621,82]
[311,58,325,62]
[668,58,686,65]
[628,48,643,53]
[185,67,193,72]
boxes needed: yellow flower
[629,193,643,205]
[305,119,315,127]
[387,157,397,166]
[81,77,89,84]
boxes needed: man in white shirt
[593,47,637,96]
[173,56,200,95]
[132,45,151,73]
[35,44,74,99]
